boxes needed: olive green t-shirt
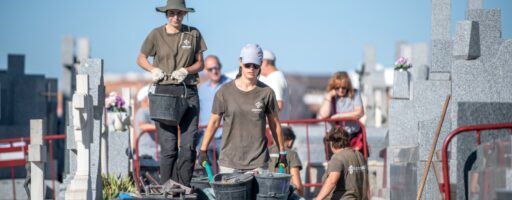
[324,149,369,200]
[212,81,279,169]
[140,24,207,85]
[267,145,302,174]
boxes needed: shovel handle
[278,163,286,173]
[202,161,214,183]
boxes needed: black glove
[199,150,211,167]
[275,152,288,169]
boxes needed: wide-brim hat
[156,0,195,13]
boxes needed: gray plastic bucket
[255,173,291,196]
[212,173,255,200]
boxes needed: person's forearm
[277,101,283,111]
[318,97,332,119]
[275,123,285,151]
[137,53,156,72]
[200,117,219,151]
[315,182,335,200]
[291,168,304,196]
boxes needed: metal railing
[0,134,65,200]
[440,123,512,200]
[132,117,368,189]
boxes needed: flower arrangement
[105,92,126,112]
[394,56,412,71]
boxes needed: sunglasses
[335,86,349,90]
[243,63,261,70]
[206,66,220,72]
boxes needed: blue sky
[1,0,511,84]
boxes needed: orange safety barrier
[440,123,512,200]
[132,117,368,189]
[0,134,65,200]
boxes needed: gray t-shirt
[212,80,279,169]
[324,149,369,200]
[267,145,302,174]
[140,24,207,85]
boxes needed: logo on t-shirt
[181,39,192,49]
[252,101,263,113]
[348,165,367,174]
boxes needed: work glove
[150,68,165,82]
[275,151,288,169]
[170,68,188,83]
[199,150,211,167]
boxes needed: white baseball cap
[240,43,263,65]
[137,85,150,102]
[263,49,275,61]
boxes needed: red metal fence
[133,117,368,188]
[440,123,512,200]
[0,134,65,200]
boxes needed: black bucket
[255,173,291,197]
[256,192,289,200]
[212,173,255,200]
[191,177,211,190]
[148,84,188,126]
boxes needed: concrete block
[391,146,418,163]
[418,118,452,161]
[431,0,451,40]
[72,95,86,109]
[28,144,47,162]
[77,38,89,61]
[455,102,512,200]
[61,36,74,66]
[388,100,417,146]
[416,161,443,200]
[66,102,76,150]
[364,45,377,71]
[30,119,45,145]
[389,162,417,200]
[467,0,483,11]
[466,9,501,40]
[77,58,104,106]
[392,71,410,99]
[466,9,503,65]
[411,43,430,68]
[77,58,104,199]
[75,75,89,94]
[429,72,451,81]
[107,129,130,177]
[7,54,25,76]
[454,21,480,60]
[431,40,453,72]
[411,65,429,81]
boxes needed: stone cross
[76,58,104,199]
[65,74,94,200]
[29,119,47,200]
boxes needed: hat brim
[156,6,195,13]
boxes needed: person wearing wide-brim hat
[136,0,207,187]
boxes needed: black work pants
[154,84,199,186]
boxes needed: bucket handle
[149,73,187,98]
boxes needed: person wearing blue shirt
[198,55,231,171]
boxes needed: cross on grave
[41,81,58,101]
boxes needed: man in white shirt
[260,49,290,120]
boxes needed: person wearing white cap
[199,43,288,173]
[136,0,207,186]
[260,49,290,120]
